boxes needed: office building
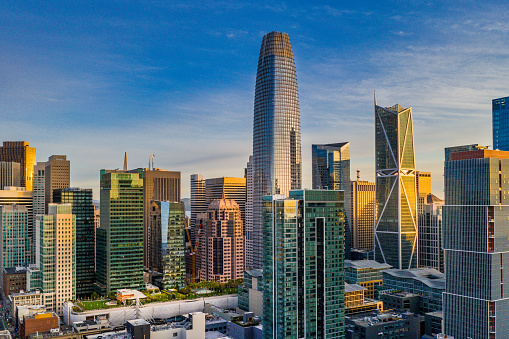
[344,283,383,316]
[0,204,29,270]
[2,267,27,298]
[444,143,479,162]
[0,162,20,189]
[206,177,246,223]
[375,101,417,269]
[198,199,244,283]
[312,142,351,257]
[0,141,36,191]
[345,260,391,299]
[148,201,186,289]
[53,188,95,297]
[346,312,423,339]
[443,148,509,338]
[252,31,302,270]
[44,155,70,212]
[32,162,45,216]
[142,165,180,268]
[238,269,263,317]
[190,174,206,246]
[96,167,143,295]
[263,190,344,338]
[36,204,76,315]
[245,156,254,269]
[493,96,509,151]
[351,179,375,251]
[418,195,444,272]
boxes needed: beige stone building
[44,155,70,213]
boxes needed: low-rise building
[17,305,47,325]
[344,283,383,316]
[379,291,420,314]
[345,260,391,299]
[20,312,59,339]
[9,290,43,316]
[3,266,27,298]
[425,310,443,338]
[345,312,423,339]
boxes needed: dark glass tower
[374,101,417,269]
[53,188,95,297]
[251,31,302,269]
[493,96,509,151]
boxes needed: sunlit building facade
[263,190,345,339]
[252,31,302,269]
[375,102,417,270]
[44,155,70,213]
[351,180,375,251]
[0,141,36,191]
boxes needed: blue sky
[1,1,508,199]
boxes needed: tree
[91,292,98,300]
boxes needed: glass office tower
[493,96,509,151]
[375,102,418,270]
[0,205,29,269]
[443,148,509,339]
[53,188,95,297]
[262,190,345,339]
[252,31,302,269]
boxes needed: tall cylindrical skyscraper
[250,31,301,269]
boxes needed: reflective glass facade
[262,190,345,339]
[375,103,417,269]
[53,188,95,297]
[0,205,29,269]
[493,96,509,151]
[252,31,301,269]
[443,150,509,339]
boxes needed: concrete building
[375,101,418,269]
[0,141,36,191]
[1,204,30,271]
[20,312,59,339]
[36,204,76,315]
[252,31,302,270]
[44,155,70,213]
[345,260,391,299]
[263,190,344,338]
[32,162,45,217]
[379,291,420,314]
[9,290,43,316]
[53,188,95,297]
[198,199,244,282]
[350,180,375,251]
[0,162,20,189]
[238,269,263,317]
[443,148,509,338]
[345,312,423,339]
[2,266,27,298]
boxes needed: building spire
[123,152,128,171]
[374,90,377,106]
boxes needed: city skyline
[1,1,507,199]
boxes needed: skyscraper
[0,141,36,191]
[44,155,70,212]
[418,194,444,272]
[493,96,509,151]
[0,205,29,270]
[262,190,345,338]
[351,180,375,251]
[32,162,45,216]
[0,162,20,189]
[190,174,206,245]
[312,142,351,257]
[374,100,418,270]
[96,169,143,295]
[252,31,301,269]
[53,188,95,297]
[245,156,254,269]
[443,148,509,338]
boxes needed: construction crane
[185,218,204,283]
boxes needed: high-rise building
[0,162,21,189]
[148,201,186,289]
[36,204,76,315]
[0,141,36,191]
[0,187,33,262]
[351,180,376,251]
[312,142,351,258]
[96,169,143,295]
[143,167,180,268]
[53,188,95,297]
[443,148,509,338]
[0,205,29,271]
[444,143,479,162]
[252,31,302,269]
[198,199,244,283]
[32,162,45,216]
[418,194,444,272]
[190,174,206,246]
[493,96,509,151]
[245,156,254,269]
[44,155,70,212]
[263,190,345,338]
[374,101,417,270]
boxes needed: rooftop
[345,260,392,270]
[383,268,446,290]
[345,283,367,293]
[244,269,263,277]
[348,311,419,327]
[3,266,27,274]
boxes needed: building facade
[344,260,391,299]
[53,188,95,297]
[263,190,344,339]
[96,171,143,295]
[0,204,29,270]
[375,102,418,269]
[443,148,509,338]
[245,156,254,269]
[198,199,244,283]
[44,155,70,212]
[351,180,375,251]
[190,174,206,247]
[148,201,186,289]
[0,162,21,189]
[418,195,444,272]
[32,162,45,217]
[493,96,509,151]
[36,204,76,315]
[252,31,302,270]
[0,141,36,191]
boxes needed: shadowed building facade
[493,96,509,151]
[0,162,20,189]
[374,101,417,270]
[251,31,302,270]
